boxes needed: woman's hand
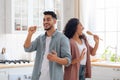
[93,35,99,43]
[79,48,86,60]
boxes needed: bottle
[0,48,6,60]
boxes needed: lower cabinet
[8,67,33,80]
[0,69,8,80]
[91,66,120,80]
[0,67,33,80]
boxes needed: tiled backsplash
[0,34,36,60]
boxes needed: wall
[0,33,40,60]
[0,0,5,34]
[0,0,36,60]
[63,0,75,27]
[63,0,80,27]
[0,34,37,60]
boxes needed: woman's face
[76,23,84,36]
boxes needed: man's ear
[53,19,57,24]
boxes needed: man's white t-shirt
[39,37,51,80]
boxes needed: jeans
[79,65,86,80]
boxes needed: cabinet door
[6,0,29,33]
[91,66,111,80]
[8,67,33,74]
[91,66,120,80]
[112,68,120,80]
[8,67,33,80]
[0,69,8,80]
[6,0,63,33]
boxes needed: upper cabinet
[5,0,63,33]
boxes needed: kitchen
[0,0,120,80]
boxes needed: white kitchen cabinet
[0,69,8,80]
[8,67,33,74]
[0,66,33,80]
[5,0,63,34]
[91,66,120,80]
[8,67,33,80]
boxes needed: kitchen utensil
[86,31,103,41]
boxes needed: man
[24,11,71,80]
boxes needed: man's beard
[44,26,52,31]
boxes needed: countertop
[0,62,34,69]
[91,61,120,68]
[1,61,120,69]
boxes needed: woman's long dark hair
[63,18,80,39]
[63,18,85,39]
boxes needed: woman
[63,18,99,80]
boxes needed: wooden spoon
[86,31,94,36]
[86,31,103,41]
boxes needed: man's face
[43,15,56,31]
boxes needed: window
[93,0,120,59]
[80,0,120,60]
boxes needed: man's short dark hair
[43,11,57,20]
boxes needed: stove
[0,60,30,64]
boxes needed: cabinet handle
[116,68,120,71]
[24,75,27,79]
[113,68,120,71]
[18,77,21,80]
[113,68,115,71]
